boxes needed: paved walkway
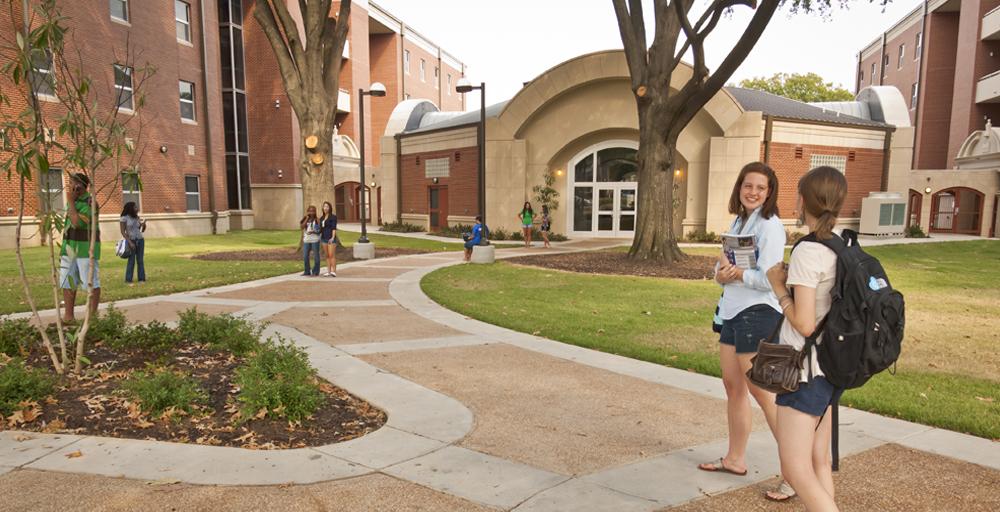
[1,241,998,511]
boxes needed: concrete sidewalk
[1,240,997,511]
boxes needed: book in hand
[722,233,758,270]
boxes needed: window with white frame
[179,80,196,121]
[404,50,410,74]
[911,83,918,108]
[915,32,922,59]
[419,59,426,82]
[184,175,201,212]
[404,93,410,100]
[39,168,64,212]
[871,62,876,82]
[122,171,141,206]
[175,1,191,42]
[29,49,55,97]
[897,44,905,69]
[447,74,452,95]
[434,66,439,88]
[114,64,134,110]
[858,70,864,84]
[110,0,128,22]
[809,154,847,174]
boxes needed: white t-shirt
[779,240,837,381]
[302,219,321,243]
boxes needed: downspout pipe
[763,115,773,163]
[199,0,219,234]
[396,134,402,223]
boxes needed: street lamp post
[356,83,385,256]
[456,78,487,244]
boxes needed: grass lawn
[422,241,1000,439]
[1,229,463,315]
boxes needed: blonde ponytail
[798,167,847,241]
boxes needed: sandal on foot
[764,480,797,502]
[697,458,747,476]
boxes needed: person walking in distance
[699,162,795,501]
[539,204,552,248]
[119,201,146,284]
[300,205,322,277]
[766,167,849,512]
[517,201,534,248]
[319,201,338,277]
[60,173,101,323]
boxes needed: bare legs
[777,405,838,511]
[324,242,337,275]
[707,344,778,472]
[62,287,100,323]
[522,226,532,248]
[541,230,550,248]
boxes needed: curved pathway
[2,241,997,511]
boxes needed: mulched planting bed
[192,246,432,262]
[508,250,716,280]
[1,314,386,449]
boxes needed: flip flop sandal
[764,480,797,502]
[697,458,748,476]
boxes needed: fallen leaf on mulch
[64,450,83,458]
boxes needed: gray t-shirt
[120,215,143,240]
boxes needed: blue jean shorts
[719,304,782,354]
[776,376,844,417]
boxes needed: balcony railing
[984,5,1000,40]
[976,69,1000,103]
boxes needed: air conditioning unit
[859,192,906,238]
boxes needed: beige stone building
[376,50,915,238]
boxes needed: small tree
[612,0,886,262]
[532,169,560,213]
[0,0,151,373]
[739,72,855,102]
[254,0,351,211]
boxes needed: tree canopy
[738,72,855,102]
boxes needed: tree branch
[322,0,351,98]
[253,1,306,115]
[611,0,648,91]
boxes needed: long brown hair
[728,162,779,220]
[798,166,847,240]
[320,201,334,222]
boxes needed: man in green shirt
[60,172,101,323]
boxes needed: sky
[372,0,925,111]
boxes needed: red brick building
[0,0,466,247]
[856,0,1000,169]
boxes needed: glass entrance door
[569,144,639,237]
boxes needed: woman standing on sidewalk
[300,205,322,277]
[320,201,338,277]
[539,204,552,248]
[119,201,146,284]
[517,201,534,248]
[698,162,793,500]
[766,166,847,512]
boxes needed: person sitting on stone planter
[464,215,486,262]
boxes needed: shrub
[123,367,207,416]
[87,304,130,345]
[489,228,511,241]
[177,308,262,356]
[0,317,37,357]
[905,225,928,238]
[785,230,808,244]
[110,321,181,355]
[235,338,323,422]
[685,230,721,243]
[430,223,474,239]
[379,221,424,233]
[0,359,55,416]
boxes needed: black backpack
[794,229,905,469]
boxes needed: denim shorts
[776,376,844,417]
[719,304,782,354]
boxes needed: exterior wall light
[924,186,932,194]
[554,169,564,177]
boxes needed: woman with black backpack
[766,166,848,512]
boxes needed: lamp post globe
[369,82,387,97]
[455,77,474,94]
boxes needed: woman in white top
[698,162,787,488]
[766,166,847,512]
[119,201,146,284]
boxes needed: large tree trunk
[629,97,685,262]
[299,119,336,211]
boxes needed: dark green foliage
[684,230,721,243]
[110,321,181,354]
[905,225,928,238]
[177,308,262,356]
[123,367,207,416]
[0,359,55,415]
[235,338,323,422]
[379,221,425,233]
[0,317,37,356]
[86,304,129,345]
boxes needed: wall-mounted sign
[425,157,450,178]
